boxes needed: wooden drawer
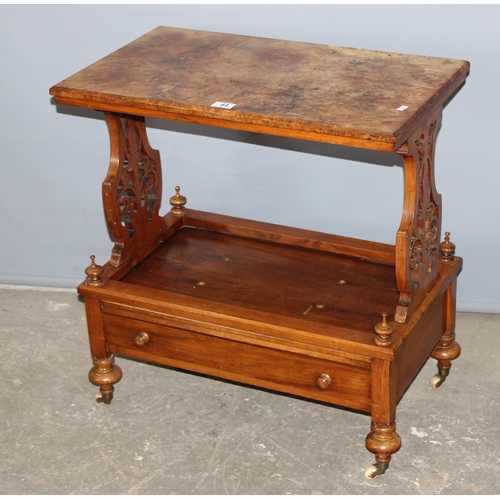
[103,312,372,412]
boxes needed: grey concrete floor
[1,286,499,495]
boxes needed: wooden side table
[50,27,469,478]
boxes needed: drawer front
[103,313,372,412]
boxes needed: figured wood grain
[50,26,469,151]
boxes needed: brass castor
[96,392,113,405]
[364,461,389,479]
[430,372,447,389]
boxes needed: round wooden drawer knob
[315,373,332,391]
[134,332,150,348]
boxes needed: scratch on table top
[225,42,245,55]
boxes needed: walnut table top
[50,26,470,152]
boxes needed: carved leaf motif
[408,120,440,288]
[116,118,160,237]
[396,111,442,322]
[103,113,166,266]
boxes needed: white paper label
[396,105,409,111]
[211,101,236,109]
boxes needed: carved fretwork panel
[395,111,443,323]
[103,113,166,266]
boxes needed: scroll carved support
[395,110,443,323]
[103,113,166,267]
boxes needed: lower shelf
[121,224,400,335]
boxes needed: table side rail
[183,209,396,265]
[51,94,397,152]
[78,277,393,361]
[100,300,373,368]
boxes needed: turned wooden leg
[365,358,401,478]
[88,355,123,404]
[430,331,461,388]
[431,234,461,388]
[364,421,402,479]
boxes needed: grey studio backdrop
[1,4,498,314]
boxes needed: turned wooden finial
[439,231,456,262]
[85,255,104,287]
[374,313,394,347]
[169,186,187,216]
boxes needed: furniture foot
[364,461,389,479]
[88,355,122,404]
[430,330,461,389]
[364,421,401,479]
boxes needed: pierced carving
[117,119,159,236]
[395,112,443,323]
[409,123,440,286]
[103,114,166,266]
